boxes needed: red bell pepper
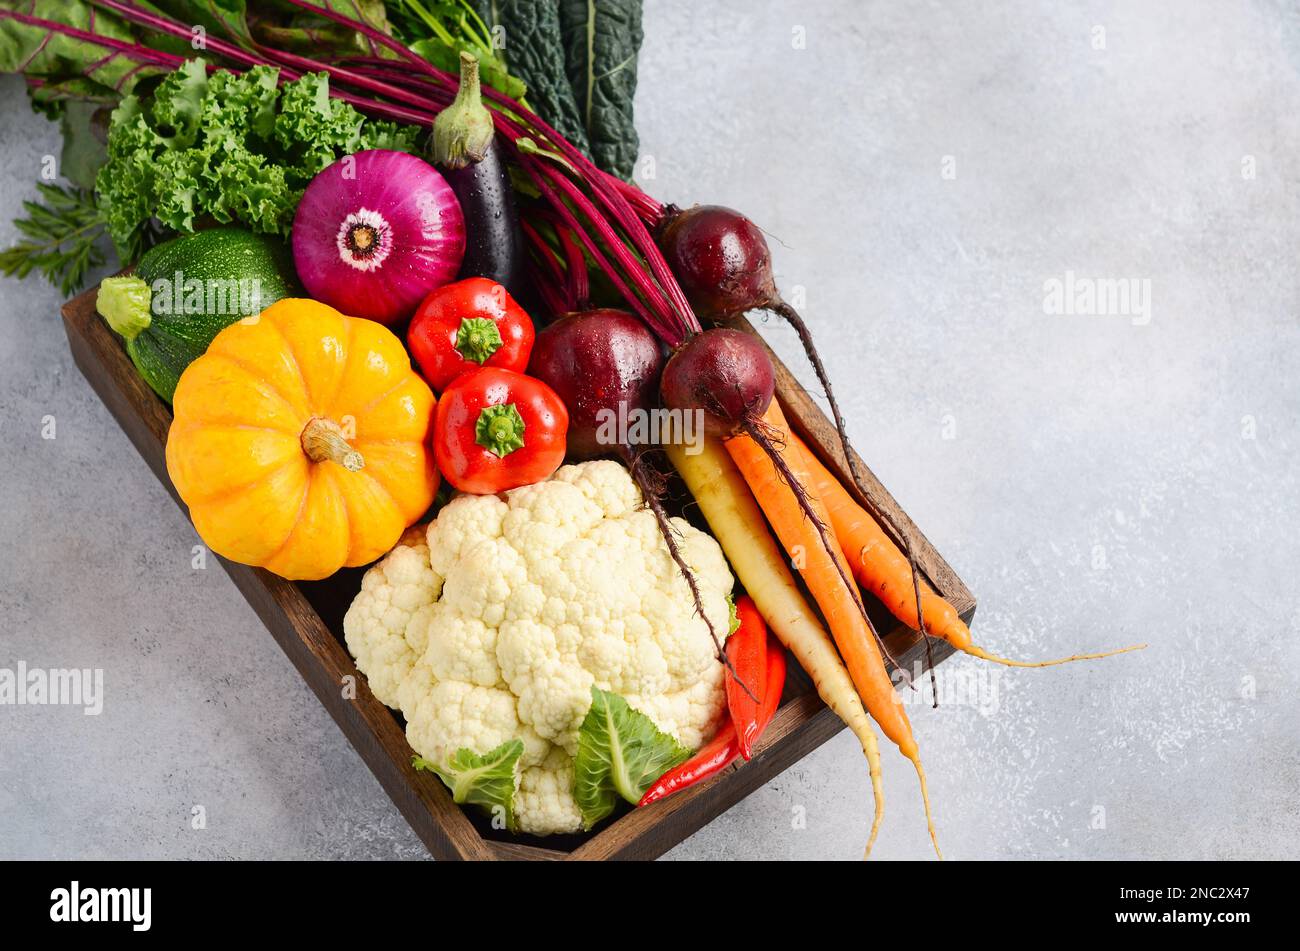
[433,366,568,494]
[638,629,787,806]
[408,277,535,392]
[726,595,768,760]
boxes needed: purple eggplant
[432,53,528,299]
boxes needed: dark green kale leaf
[558,0,643,179]
[473,0,591,156]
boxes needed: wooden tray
[61,287,975,861]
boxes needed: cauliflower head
[343,459,734,835]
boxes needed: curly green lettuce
[95,59,419,258]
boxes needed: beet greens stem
[551,221,591,309]
[90,0,277,72]
[519,219,573,313]
[521,154,681,343]
[531,162,682,341]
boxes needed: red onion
[292,149,466,324]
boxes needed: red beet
[657,204,774,319]
[528,309,664,460]
[659,328,775,438]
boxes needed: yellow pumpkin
[165,298,438,580]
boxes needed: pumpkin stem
[301,417,364,472]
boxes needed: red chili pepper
[638,630,787,807]
[433,366,567,494]
[408,278,535,392]
[726,595,769,760]
[638,721,741,807]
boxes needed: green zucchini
[96,228,298,402]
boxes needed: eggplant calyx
[433,52,494,170]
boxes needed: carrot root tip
[967,642,1148,669]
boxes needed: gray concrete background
[2,0,1298,860]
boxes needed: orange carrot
[726,401,940,857]
[790,432,1146,668]
[666,436,886,857]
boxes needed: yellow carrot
[791,432,1145,668]
[666,437,885,857]
[724,402,940,857]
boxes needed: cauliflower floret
[502,480,606,559]
[342,535,443,708]
[426,494,509,576]
[626,664,728,753]
[346,461,734,835]
[516,761,584,836]
[414,606,502,687]
[497,620,595,754]
[553,458,644,518]
[673,517,735,593]
[403,679,520,762]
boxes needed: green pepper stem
[475,403,527,458]
[455,317,504,364]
